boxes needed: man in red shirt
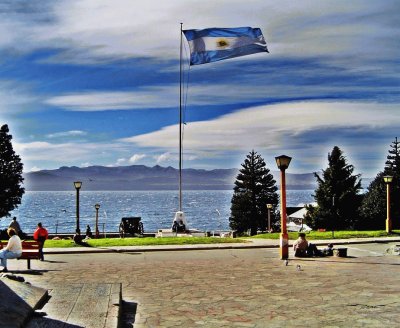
[33,222,48,261]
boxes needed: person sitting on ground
[172,219,186,232]
[293,232,309,257]
[323,243,334,256]
[9,216,21,235]
[293,232,322,257]
[0,228,22,272]
[33,222,49,261]
[85,225,93,238]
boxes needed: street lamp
[267,204,273,232]
[73,181,82,235]
[383,175,393,233]
[95,203,100,238]
[275,155,292,260]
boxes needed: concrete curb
[43,237,400,255]
[0,276,48,328]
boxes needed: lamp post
[275,155,292,260]
[267,204,273,232]
[95,203,100,238]
[383,175,393,233]
[73,181,82,235]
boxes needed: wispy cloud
[1,1,399,177]
[0,82,39,115]
[46,130,87,138]
[14,140,131,168]
[1,0,397,64]
[123,101,399,149]
[155,152,175,164]
[122,101,400,174]
[45,88,178,111]
[129,154,146,163]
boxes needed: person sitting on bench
[0,228,22,272]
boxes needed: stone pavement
[25,283,121,328]
[2,238,400,327]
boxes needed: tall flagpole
[179,22,183,212]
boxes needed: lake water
[1,190,314,234]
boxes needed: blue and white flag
[183,27,268,66]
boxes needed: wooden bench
[0,240,40,269]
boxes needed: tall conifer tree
[229,150,278,235]
[305,146,362,230]
[360,137,400,229]
[0,124,24,218]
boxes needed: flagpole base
[280,232,289,260]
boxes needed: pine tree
[360,137,400,229]
[0,124,25,218]
[305,146,362,230]
[229,150,279,235]
[385,137,400,172]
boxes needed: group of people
[0,217,48,272]
[293,232,334,257]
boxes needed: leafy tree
[305,146,362,230]
[360,137,400,229]
[0,124,24,218]
[229,150,279,235]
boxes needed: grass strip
[40,236,249,248]
[250,230,400,240]
[2,230,399,248]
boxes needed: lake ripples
[1,190,314,234]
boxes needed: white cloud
[46,130,87,138]
[129,154,146,163]
[131,102,399,149]
[27,166,42,173]
[155,152,175,164]
[13,140,130,168]
[121,101,400,173]
[116,158,127,165]
[45,88,177,111]
[0,81,39,115]
[1,0,396,64]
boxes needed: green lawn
[2,230,399,248]
[250,230,400,240]
[40,236,249,248]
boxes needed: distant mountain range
[23,165,319,191]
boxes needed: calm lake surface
[1,190,314,234]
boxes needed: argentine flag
[183,27,269,66]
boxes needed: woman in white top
[0,228,22,272]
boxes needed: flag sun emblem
[216,38,230,48]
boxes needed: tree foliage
[0,124,24,218]
[229,150,279,235]
[305,146,362,230]
[360,137,400,229]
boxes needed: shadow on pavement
[119,300,138,328]
[6,270,46,275]
[293,258,400,266]
[27,314,84,328]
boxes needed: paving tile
[4,239,400,327]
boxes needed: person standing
[33,222,48,261]
[0,228,22,272]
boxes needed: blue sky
[0,0,399,177]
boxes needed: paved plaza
[3,240,400,327]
